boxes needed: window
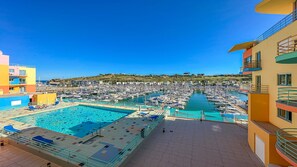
[9,69,15,73]
[20,79,26,84]
[245,57,252,64]
[19,70,26,76]
[277,74,292,86]
[277,108,292,122]
[256,52,261,61]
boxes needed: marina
[56,83,248,124]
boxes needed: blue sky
[0,0,284,80]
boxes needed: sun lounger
[32,136,54,145]
[148,115,159,121]
[28,105,36,111]
[139,111,149,116]
[4,125,21,133]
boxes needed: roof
[255,0,296,14]
[228,41,257,53]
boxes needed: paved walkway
[124,117,264,167]
[0,144,60,167]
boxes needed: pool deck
[0,110,263,167]
[1,102,165,166]
[124,117,264,167]
[0,144,60,167]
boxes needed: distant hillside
[51,74,251,84]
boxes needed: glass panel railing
[168,109,248,125]
[7,110,166,167]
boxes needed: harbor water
[169,91,248,123]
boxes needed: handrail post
[288,89,290,105]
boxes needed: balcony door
[256,52,261,68]
[245,56,252,68]
[256,75,261,93]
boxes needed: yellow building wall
[32,93,57,105]
[248,121,290,166]
[19,67,36,85]
[9,87,20,94]
[252,21,297,129]
[248,121,270,165]
[248,93,269,122]
[0,65,9,86]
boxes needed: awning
[256,0,295,14]
[228,41,257,53]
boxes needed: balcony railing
[250,84,269,94]
[9,82,26,85]
[244,60,261,69]
[278,87,297,107]
[278,35,297,56]
[256,9,297,42]
[276,128,297,165]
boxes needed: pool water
[13,105,134,138]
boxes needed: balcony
[250,84,269,94]
[276,87,297,113]
[9,82,26,86]
[240,67,252,75]
[239,67,243,75]
[239,84,251,93]
[276,128,297,166]
[9,74,27,78]
[276,34,297,64]
[256,9,297,42]
[243,60,262,72]
[248,85,269,122]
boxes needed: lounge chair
[139,111,149,116]
[28,105,36,111]
[148,115,159,121]
[32,136,54,145]
[4,125,21,133]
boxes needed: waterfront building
[0,50,36,94]
[0,50,56,110]
[229,0,297,166]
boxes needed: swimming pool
[13,105,134,138]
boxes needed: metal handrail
[8,134,101,167]
[276,128,297,163]
[9,63,36,68]
[250,84,269,94]
[277,34,297,55]
[107,111,165,167]
[256,9,297,42]
[278,87,297,105]
[243,60,261,69]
